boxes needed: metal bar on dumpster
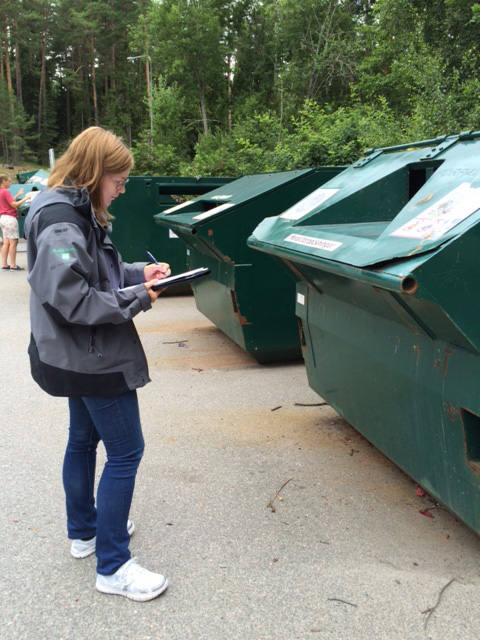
[251,238,419,295]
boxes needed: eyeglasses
[111,177,129,191]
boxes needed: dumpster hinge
[420,134,464,160]
[353,149,384,169]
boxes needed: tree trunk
[13,18,22,104]
[194,67,208,135]
[4,22,13,94]
[90,33,98,125]
[199,93,208,135]
[3,132,10,164]
[65,49,71,138]
[111,44,115,91]
[227,53,232,130]
[145,56,152,142]
[81,53,88,128]
[38,33,46,135]
[0,35,4,80]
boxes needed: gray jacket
[24,187,153,397]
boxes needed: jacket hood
[24,186,93,238]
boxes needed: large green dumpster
[109,176,233,281]
[16,170,39,184]
[24,169,49,187]
[248,131,480,533]
[155,167,345,363]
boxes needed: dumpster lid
[254,135,480,268]
[25,169,49,187]
[155,169,315,226]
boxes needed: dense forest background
[2,0,480,176]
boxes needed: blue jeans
[63,390,145,575]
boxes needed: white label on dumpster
[280,188,339,220]
[163,200,192,213]
[211,195,232,200]
[297,293,305,305]
[284,233,342,252]
[193,203,234,220]
[28,175,48,186]
[390,182,480,240]
[169,229,178,238]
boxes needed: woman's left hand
[144,262,171,282]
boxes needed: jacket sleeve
[28,221,152,326]
[123,261,148,286]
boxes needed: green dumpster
[109,176,234,284]
[23,169,49,187]
[248,131,480,533]
[16,169,39,184]
[155,167,345,363]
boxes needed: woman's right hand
[144,279,164,303]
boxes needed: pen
[146,250,158,264]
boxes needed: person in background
[0,174,31,270]
[24,126,171,602]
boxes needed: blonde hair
[48,126,133,225]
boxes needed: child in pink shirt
[0,174,31,270]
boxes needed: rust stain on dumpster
[443,348,453,379]
[236,313,252,326]
[443,402,458,423]
[231,290,252,326]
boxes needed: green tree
[139,0,228,136]
[0,78,33,163]
[274,0,358,112]
[132,76,190,174]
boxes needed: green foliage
[3,0,480,170]
[0,78,34,164]
[139,0,228,135]
[132,136,182,176]
[276,99,399,168]
[183,112,288,176]
[183,98,405,176]
[274,0,357,108]
[131,77,191,175]
[150,77,189,153]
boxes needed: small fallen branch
[163,340,189,344]
[271,406,282,412]
[294,402,328,407]
[422,578,456,629]
[327,598,358,608]
[267,478,294,513]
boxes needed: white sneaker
[70,519,135,559]
[96,557,168,601]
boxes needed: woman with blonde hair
[0,173,31,270]
[24,126,170,601]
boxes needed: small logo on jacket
[51,247,76,262]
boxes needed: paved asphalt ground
[2,242,480,640]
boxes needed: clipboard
[151,267,211,291]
